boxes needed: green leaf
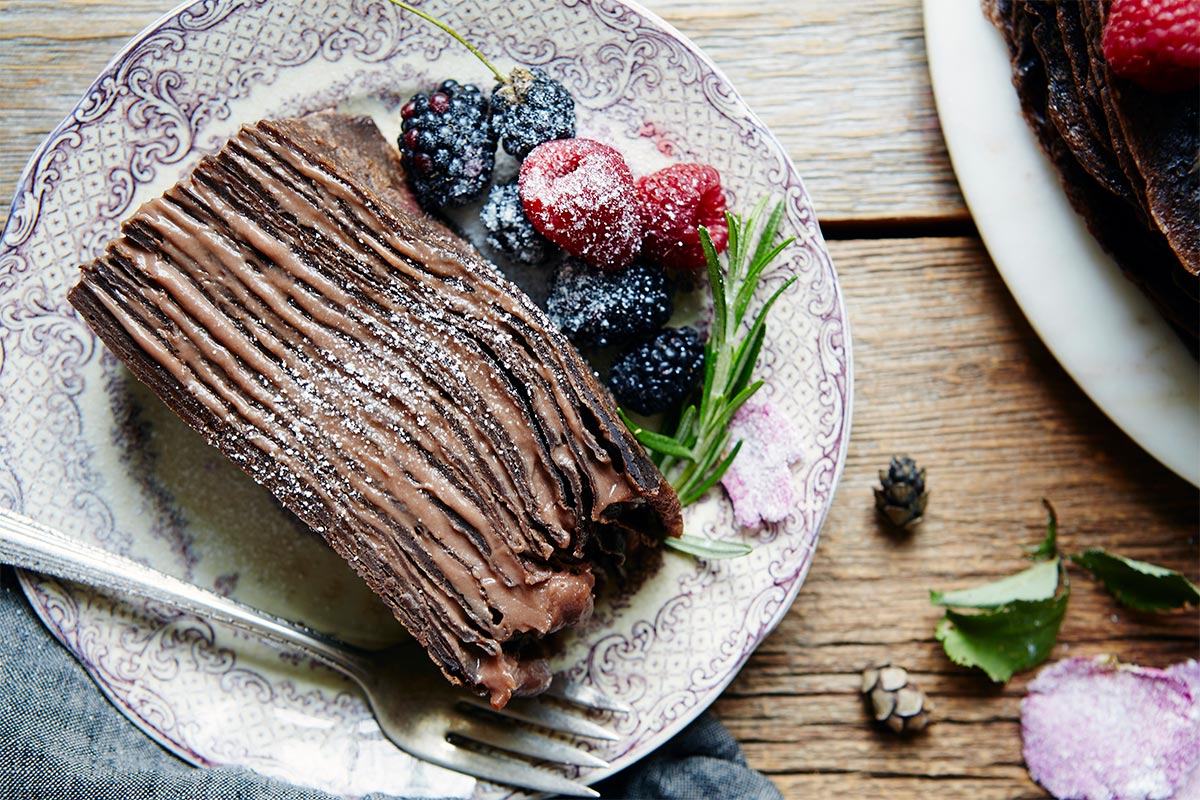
[1070,549,1200,612]
[654,404,697,474]
[701,228,727,348]
[728,275,795,400]
[664,533,753,559]
[1027,499,1058,561]
[713,380,764,436]
[631,427,695,459]
[627,197,795,561]
[930,559,1061,608]
[742,277,796,354]
[728,323,767,400]
[738,239,791,317]
[723,210,741,271]
[679,441,743,506]
[697,339,717,424]
[935,593,1069,682]
[749,199,785,273]
[678,429,730,498]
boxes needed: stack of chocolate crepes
[68,112,683,709]
[984,0,1198,351]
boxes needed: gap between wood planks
[819,216,978,240]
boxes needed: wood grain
[647,0,967,227]
[715,236,1198,797]
[1,2,1197,800]
[0,0,965,226]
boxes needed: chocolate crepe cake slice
[68,111,683,708]
[983,0,1199,350]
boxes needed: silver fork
[0,506,625,797]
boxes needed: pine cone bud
[874,455,929,528]
[861,664,932,734]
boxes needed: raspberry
[546,259,674,348]
[519,138,643,272]
[399,80,497,209]
[479,181,551,266]
[636,163,729,272]
[491,67,577,159]
[1103,0,1200,92]
[608,327,706,416]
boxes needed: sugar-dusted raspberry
[1103,0,1200,92]
[518,138,643,271]
[636,163,729,272]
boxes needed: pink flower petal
[719,395,803,528]
[1021,656,1200,800]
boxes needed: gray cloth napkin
[0,567,783,800]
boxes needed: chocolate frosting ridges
[68,111,682,707]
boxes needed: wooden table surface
[2,1,1197,798]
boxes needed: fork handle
[0,506,368,680]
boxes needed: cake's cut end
[68,110,682,706]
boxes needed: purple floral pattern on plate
[0,0,850,796]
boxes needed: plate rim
[923,0,1199,487]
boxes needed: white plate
[0,0,850,796]
[924,0,1199,486]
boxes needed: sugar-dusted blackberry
[387,4,576,158]
[480,181,551,266]
[608,327,706,416]
[546,259,673,348]
[491,67,576,159]
[399,80,497,209]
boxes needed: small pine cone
[874,455,929,528]
[861,664,932,734]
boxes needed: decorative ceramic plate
[924,0,1199,487]
[0,0,850,796]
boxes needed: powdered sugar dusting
[636,163,729,272]
[518,138,643,271]
[1021,656,1200,800]
[720,395,804,528]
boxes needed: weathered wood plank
[713,236,1198,798]
[1,5,1195,800]
[774,774,1046,800]
[647,0,966,225]
[0,0,170,207]
[0,0,965,225]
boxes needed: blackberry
[608,327,706,416]
[546,260,673,348]
[491,67,576,159]
[399,80,497,209]
[480,181,550,266]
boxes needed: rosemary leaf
[680,442,743,506]
[632,428,696,460]
[664,533,754,559]
[620,199,796,559]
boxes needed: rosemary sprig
[663,534,755,559]
[622,198,797,558]
[385,0,506,83]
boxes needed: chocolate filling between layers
[68,112,683,708]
